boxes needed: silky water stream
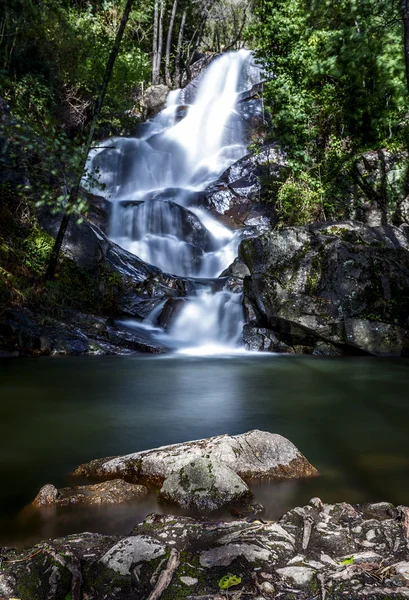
[86,50,261,352]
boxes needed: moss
[82,562,133,597]
[14,557,71,600]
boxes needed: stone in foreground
[74,429,318,485]
[158,457,252,512]
[2,501,409,599]
[32,479,148,507]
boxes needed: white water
[86,50,261,352]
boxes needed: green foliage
[0,0,150,134]
[276,171,325,226]
[218,574,242,590]
[250,0,408,150]
[23,229,54,274]
[248,0,409,225]
[340,556,354,565]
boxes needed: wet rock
[221,257,250,292]
[0,306,89,356]
[199,144,286,228]
[74,429,318,486]
[240,220,409,356]
[243,325,295,353]
[158,457,251,513]
[33,480,148,508]
[157,297,187,329]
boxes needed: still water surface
[0,354,408,547]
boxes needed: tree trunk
[174,8,186,87]
[152,0,159,84]
[156,0,164,84]
[165,0,178,87]
[402,0,409,94]
[46,0,135,280]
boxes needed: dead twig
[3,548,43,564]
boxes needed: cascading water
[86,50,260,352]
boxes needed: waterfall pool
[1,354,408,547]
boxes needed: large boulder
[74,430,318,485]
[240,220,409,356]
[158,457,251,513]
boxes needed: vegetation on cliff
[248,0,409,226]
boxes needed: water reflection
[0,355,409,547]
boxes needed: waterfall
[86,50,260,353]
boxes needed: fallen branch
[146,548,180,600]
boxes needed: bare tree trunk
[402,0,409,94]
[152,0,159,84]
[155,0,164,84]
[174,8,186,87]
[46,0,135,280]
[165,0,178,87]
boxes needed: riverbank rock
[240,220,409,356]
[0,306,168,356]
[3,500,409,599]
[74,430,318,486]
[33,480,148,507]
[158,457,252,513]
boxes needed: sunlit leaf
[218,574,242,590]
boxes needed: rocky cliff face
[240,220,409,356]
